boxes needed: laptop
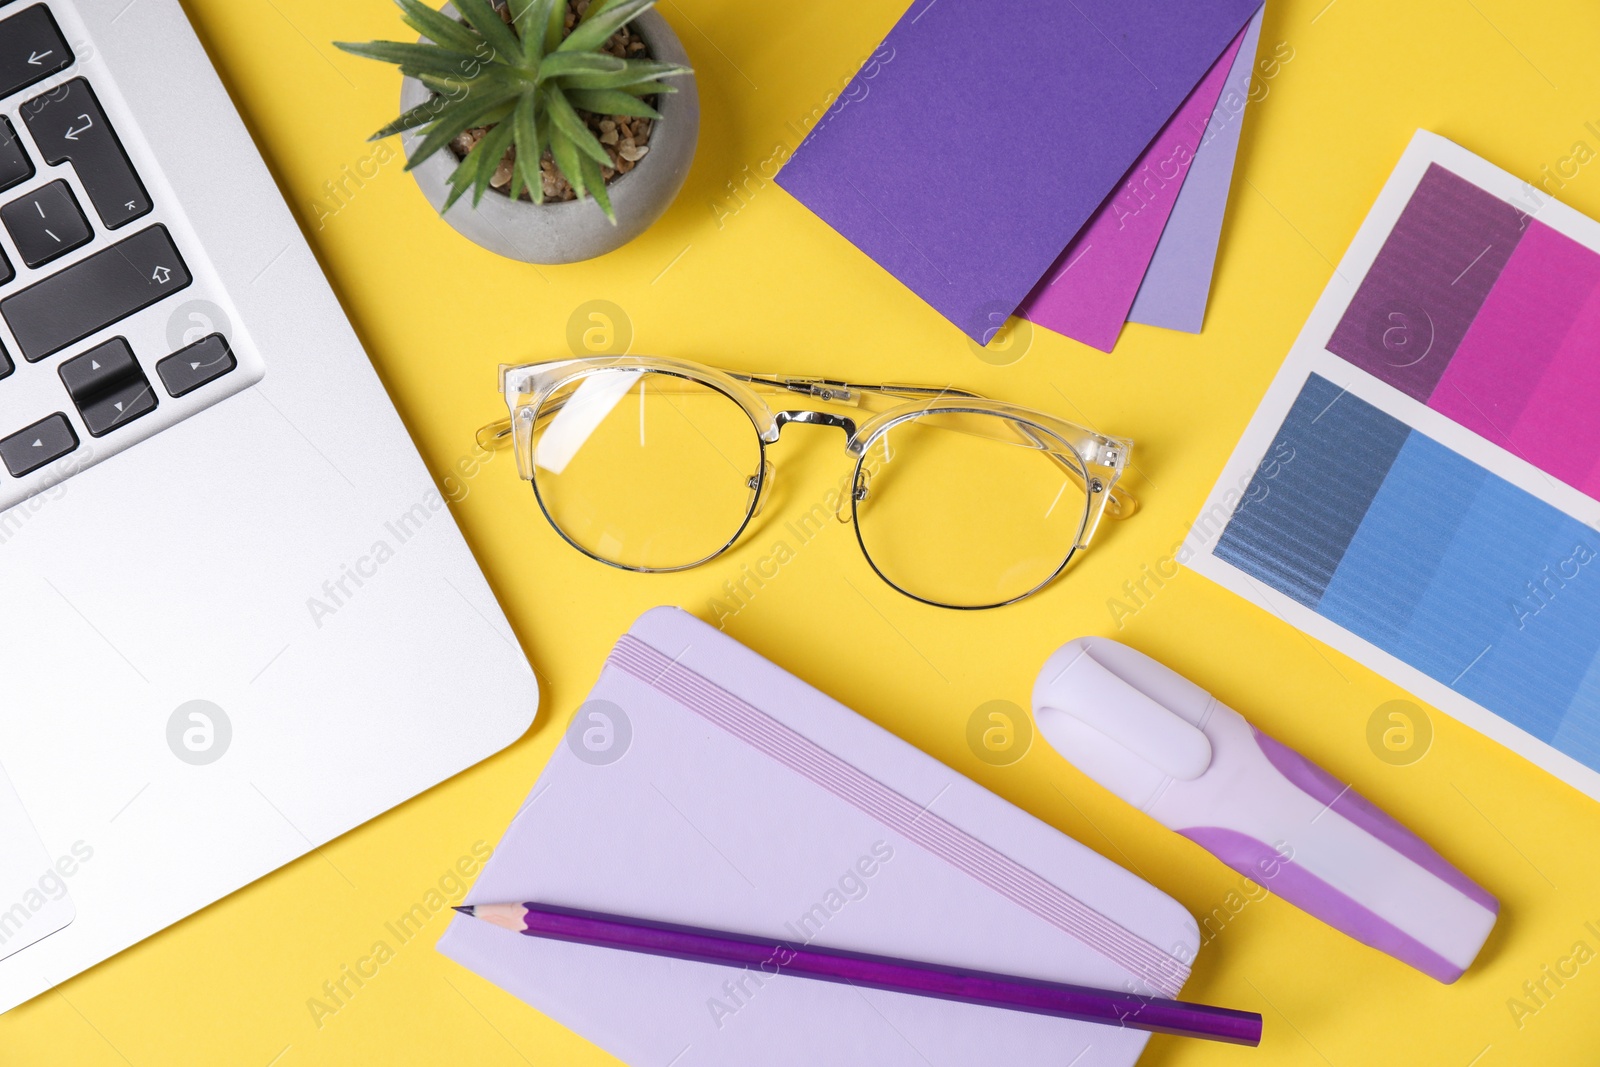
[0,0,539,1011]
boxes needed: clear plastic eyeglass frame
[479,355,1139,609]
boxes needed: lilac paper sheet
[775,0,1265,343]
[1128,6,1265,333]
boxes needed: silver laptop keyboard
[0,0,264,512]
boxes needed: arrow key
[58,336,157,436]
[157,334,235,397]
[0,6,72,101]
[78,375,157,436]
[2,178,92,268]
[59,336,137,399]
[0,413,77,478]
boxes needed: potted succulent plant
[337,0,697,263]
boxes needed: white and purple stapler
[1033,637,1498,982]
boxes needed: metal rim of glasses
[526,370,772,575]
[847,408,1095,610]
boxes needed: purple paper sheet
[775,0,1265,344]
[1127,7,1265,333]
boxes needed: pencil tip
[453,905,474,917]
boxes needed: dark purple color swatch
[775,0,1262,343]
[1327,164,1529,400]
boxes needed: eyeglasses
[478,356,1138,609]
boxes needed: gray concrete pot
[399,9,698,264]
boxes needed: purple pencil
[454,902,1262,1047]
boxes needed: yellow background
[6,0,1600,1062]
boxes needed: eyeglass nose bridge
[772,409,859,441]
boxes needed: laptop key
[0,412,77,477]
[78,375,156,436]
[0,225,191,361]
[2,179,92,267]
[0,244,11,287]
[60,337,157,435]
[20,78,151,228]
[0,342,12,381]
[157,334,235,397]
[59,336,136,398]
[0,6,73,101]
[0,117,32,193]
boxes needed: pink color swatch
[1018,29,1246,352]
[1430,220,1600,497]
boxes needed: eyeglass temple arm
[731,373,985,405]
[1007,420,1139,522]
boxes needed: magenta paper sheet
[1327,162,1600,500]
[1018,28,1247,352]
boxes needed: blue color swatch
[1217,374,1600,770]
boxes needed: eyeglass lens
[530,369,763,571]
[852,411,1092,607]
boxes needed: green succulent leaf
[556,60,688,90]
[533,112,556,202]
[334,40,484,79]
[509,0,558,63]
[512,92,544,204]
[416,62,528,98]
[404,96,514,171]
[442,124,496,210]
[579,0,627,23]
[616,79,678,96]
[558,0,651,53]
[547,126,588,201]
[471,119,517,206]
[393,0,483,52]
[544,0,567,54]
[565,88,659,118]
[544,86,612,167]
[578,151,616,223]
[537,51,628,82]
[451,0,523,61]
[369,97,450,140]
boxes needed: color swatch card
[440,608,1200,1067]
[776,0,1262,344]
[1184,131,1600,802]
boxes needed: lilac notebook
[439,608,1201,1066]
[776,0,1263,343]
